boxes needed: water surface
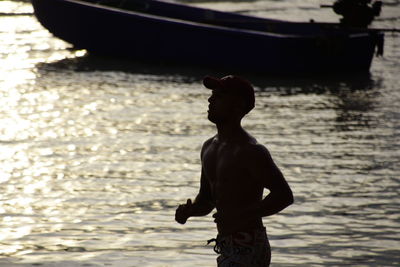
[0,0,399,266]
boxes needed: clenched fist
[175,199,193,224]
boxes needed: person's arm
[175,170,215,224]
[175,141,215,224]
[250,145,294,217]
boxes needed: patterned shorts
[208,227,271,267]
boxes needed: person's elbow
[286,188,294,206]
[279,187,294,209]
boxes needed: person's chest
[202,143,247,189]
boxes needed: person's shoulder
[202,136,216,148]
[200,136,217,155]
[245,142,268,152]
[242,140,271,159]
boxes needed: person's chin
[207,113,217,124]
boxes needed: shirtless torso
[201,134,264,235]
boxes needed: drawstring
[207,238,223,254]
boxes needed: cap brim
[203,76,222,90]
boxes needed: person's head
[203,75,255,124]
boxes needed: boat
[31,0,384,74]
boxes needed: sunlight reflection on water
[0,0,399,266]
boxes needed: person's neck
[216,120,246,143]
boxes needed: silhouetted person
[175,75,294,266]
[333,0,382,27]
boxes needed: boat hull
[31,0,383,74]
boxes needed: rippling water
[0,0,399,266]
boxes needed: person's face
[207,90,238,124]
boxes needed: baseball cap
[203,75,255,114]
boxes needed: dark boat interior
[85,0,346,35]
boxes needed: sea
[0,0,399,266]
